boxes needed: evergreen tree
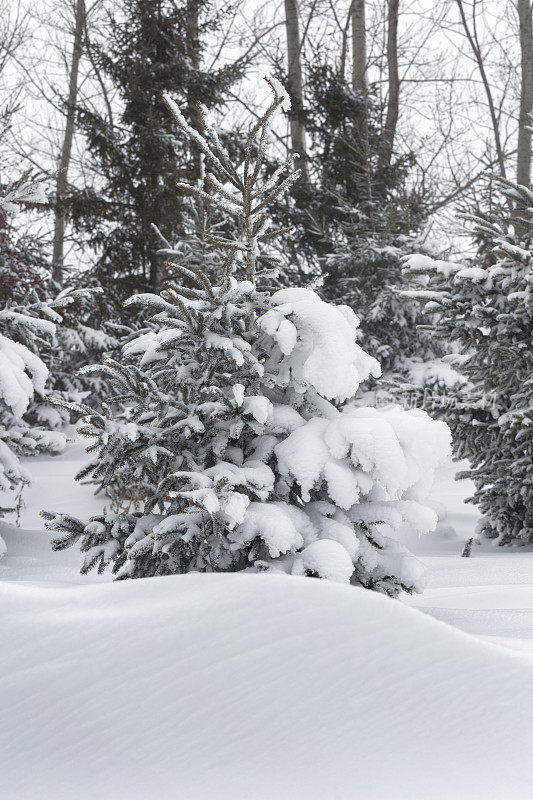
[0,182,66,534]
[68,0,241,294]
[271,62,433,373]
[403,178,533,546]
[0,229,47,308]
[37,281,120,429]
[0,179,116,546]
[51,268,125,401]
[0,217,119,428]
[45,80,451,595]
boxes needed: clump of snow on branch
[259,288,381,402]
[265,75,292,112]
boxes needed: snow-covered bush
[403,178,533,546]
[44,79,451,594]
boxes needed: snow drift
[1,572,532,800]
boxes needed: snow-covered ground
[400,461,533,656]
[1,438,533,798]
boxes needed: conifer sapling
[44,79,451,594]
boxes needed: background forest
[1,0,532,567]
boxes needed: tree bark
[52,0,85,284]
[351,0,366,92]
[185,0,203,181]
[517,0,533,187]
[380,0,399,167]
[284,0,308,182]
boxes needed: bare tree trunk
[351,0,366,92]
[380,0,399,167]
[52,0,85,285]
[185,0,203,179]
[350,0,373,224]
[517,0,533,187]
[284,0,308,182]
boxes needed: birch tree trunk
[52,0,85,284]
[517,0,533,187]
[284,0,308,182]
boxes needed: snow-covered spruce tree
[44,79,451,593]
[0,223,118,430]
[403,178,533,546]
[0,181,66,546]
[0,291,67,478]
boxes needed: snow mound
[1,573,532,800]
[293,538,355,582]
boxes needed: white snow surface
[231,500,306,556]
[294,537,355,582]
[402,356,467,390]
[1,569,533,800]
[2,445,533,798]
